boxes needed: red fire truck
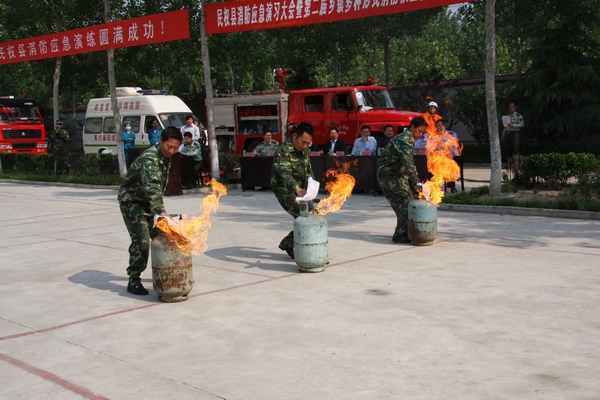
[212,80,421,154]
[0,97,48,154]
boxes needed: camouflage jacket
[117,146,170,216]
[377,130,419,191]
[270,139,313,194]
[254,140,279,156]
[48,128,69,144]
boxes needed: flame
[418,132,463,206]
[316,160,356,215]
[156,179,227,255]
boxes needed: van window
[104,116,141,133]
[84,118,103,134]
[304,95,324,113]
[144,116,159,132]
[159,113,191,129]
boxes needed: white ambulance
[83,87,196,154]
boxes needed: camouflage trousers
[119,203,160,283]
[52,144,70,175]
[274,190,300,251]
[378,177,414,241]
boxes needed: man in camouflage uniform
[118,126,183,295]
[501,102,524,161]
[254,130,279,156]
[377,116,428,244]
[270,122,315,259]
[49,120,70,175]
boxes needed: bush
[218,153,240,174]
[0,152,119,176]
[515,152,599,190]
[462,141,600,164]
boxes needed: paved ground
[1,172,599,399]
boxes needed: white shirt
[180,124,200,141]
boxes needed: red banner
[205,0,469,34]
[0,9,190,65]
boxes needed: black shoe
[450,187,458,194]
[392,235,411,244]
[283,248,294,259]
[127,281,149,295]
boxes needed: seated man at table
[351,125,378,155]
[180,132,204,186]
[254,130,279,156]
[323,127,347,155]
[377,125,395,149]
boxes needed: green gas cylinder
[407,199,437,246]
[294,200,328,273]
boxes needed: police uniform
[377,130,420,243]
[270,139,314,253]
[49,123,70,175]
[254,140,279,156]
[181,140,203,185]
[118,146,170,285]
[502,112,524,159]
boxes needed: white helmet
[428,101,438,109]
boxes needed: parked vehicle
[212,80,422,154]
[0,97,48,154]
[83,87,197,154]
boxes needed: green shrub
[218,153,240,174]
[516,153,599,190]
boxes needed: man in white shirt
[180,115,200,142]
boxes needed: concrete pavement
[1,179,599,399]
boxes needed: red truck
[211,80,421,154]
[0,97,48,154]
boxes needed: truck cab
[0,97,47,154]
[288,85,422,148]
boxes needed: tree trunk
[104,0,126,178]
[383,16,390,87]
[52,12,61,128]
[514,7,522,78]
[333,41,339,87]
[53,57,62,127]
[486,0,502,197]
[200,1,220,181]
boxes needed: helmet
[55,119,64,125]
[427,101,438,109]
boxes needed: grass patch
[443,185,600,212]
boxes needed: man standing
[501,102,524,160]
[254,130,280,156]
[181,115,200,142]
[377,117,427,244]
[180,131,204,186]
[377,125,395,149]
[270,122,315,259]
[322,127,347,155]
[118,126,183,295]
[147,118,163,147]
[49,119,70,175]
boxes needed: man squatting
[118,126,183,295]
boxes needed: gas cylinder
[294,200,328,273]
[151,234,193,302]
[407,199,437,246]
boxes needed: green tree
[522,0,600,139]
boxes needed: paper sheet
[296,177,320,202]
[502,115,511,128]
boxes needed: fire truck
[212,79,422,154]
[0,97,48,154]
